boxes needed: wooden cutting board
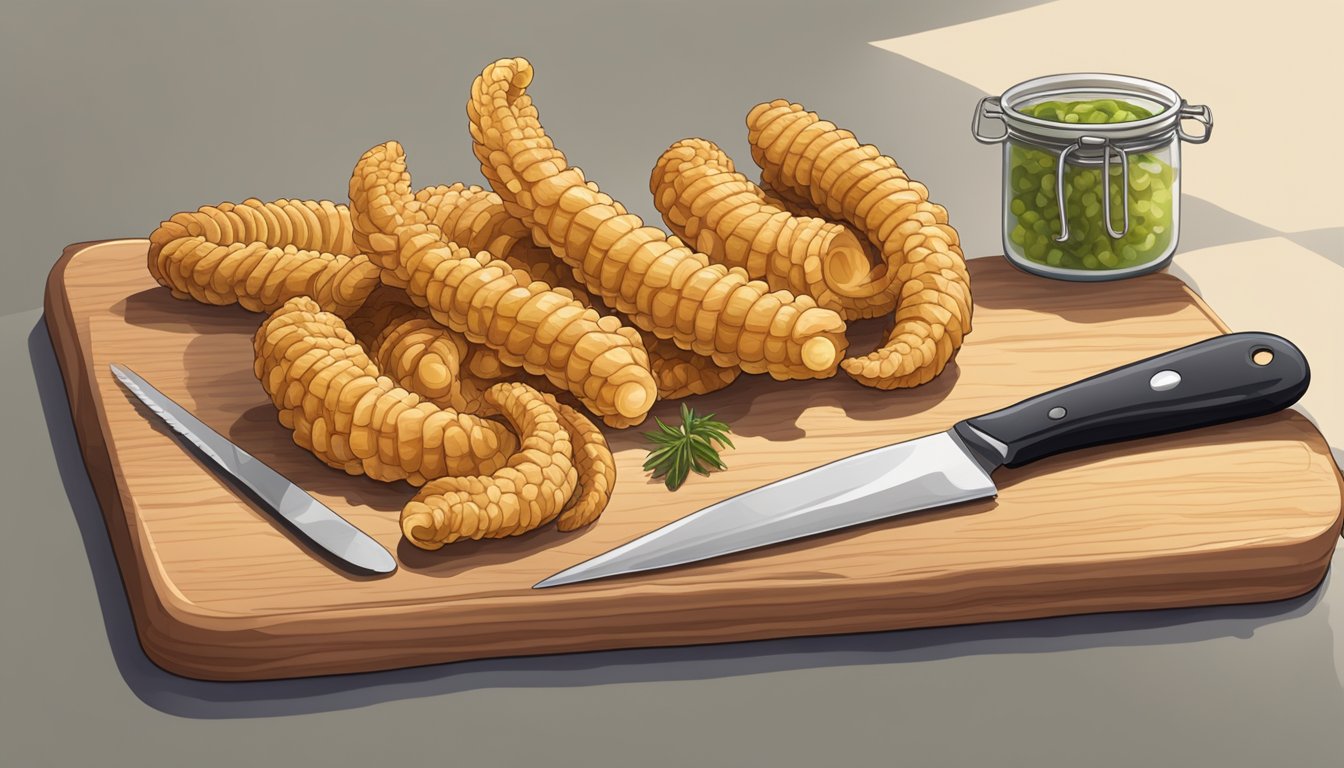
[46,239,1344,681]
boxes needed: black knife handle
[952,332,1309,468]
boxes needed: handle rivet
[1150,370,1181,391]
[1047,406,1067,420]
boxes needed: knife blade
[110,363,397,575]
[535,332,1309,588]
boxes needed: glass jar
[972,74,1212,281]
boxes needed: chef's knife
[110,363,397,575]
[536,332,1309,588]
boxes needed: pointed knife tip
[533,570,582,589]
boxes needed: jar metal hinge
[972,96,1007,144]
[1177,102,1213,143]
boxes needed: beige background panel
[1173,237,1343,448]
[871,0,1344,234]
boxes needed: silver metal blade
[110,364,396,575]
[534,430,998,588]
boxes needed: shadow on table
[29,314,1341,720]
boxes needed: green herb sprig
[642,404,734,491]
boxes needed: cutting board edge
[45,238,192,674]
[44,240,1344,681]
[128,526,1341,681]
[1176,276,1233,334]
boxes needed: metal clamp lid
[970,73,1215,151]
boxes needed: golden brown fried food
[259,297,616,546]
[148,150,630,554]
[757,180,825,219]
[651,138,896,320]
[148,199,381,317]
[345,290,488,414]
[404,181,741,399]
[349,141,658,426]
[467,57,848,380]
[401,382,578,550]
[412,183,587,296]
[538,392,615,531]
[754,182,890,291]
[641,336,742,398]
[746,100,972,389]
[465,334,740,402]
[253,297,518,485]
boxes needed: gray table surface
[4,2,1343,766]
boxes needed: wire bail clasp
[1054,135,1130,242]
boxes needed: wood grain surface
[44,239,1344,681]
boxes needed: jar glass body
[972,73,1212,282]
[1001,135,1181,279]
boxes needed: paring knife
[110,364,397,575]
[536,332,1310,589]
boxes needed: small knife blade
[110,363,397,575]
[536,332,1310,589]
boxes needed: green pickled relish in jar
[1007,98,1175,271]
[1020,98,1158,124]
